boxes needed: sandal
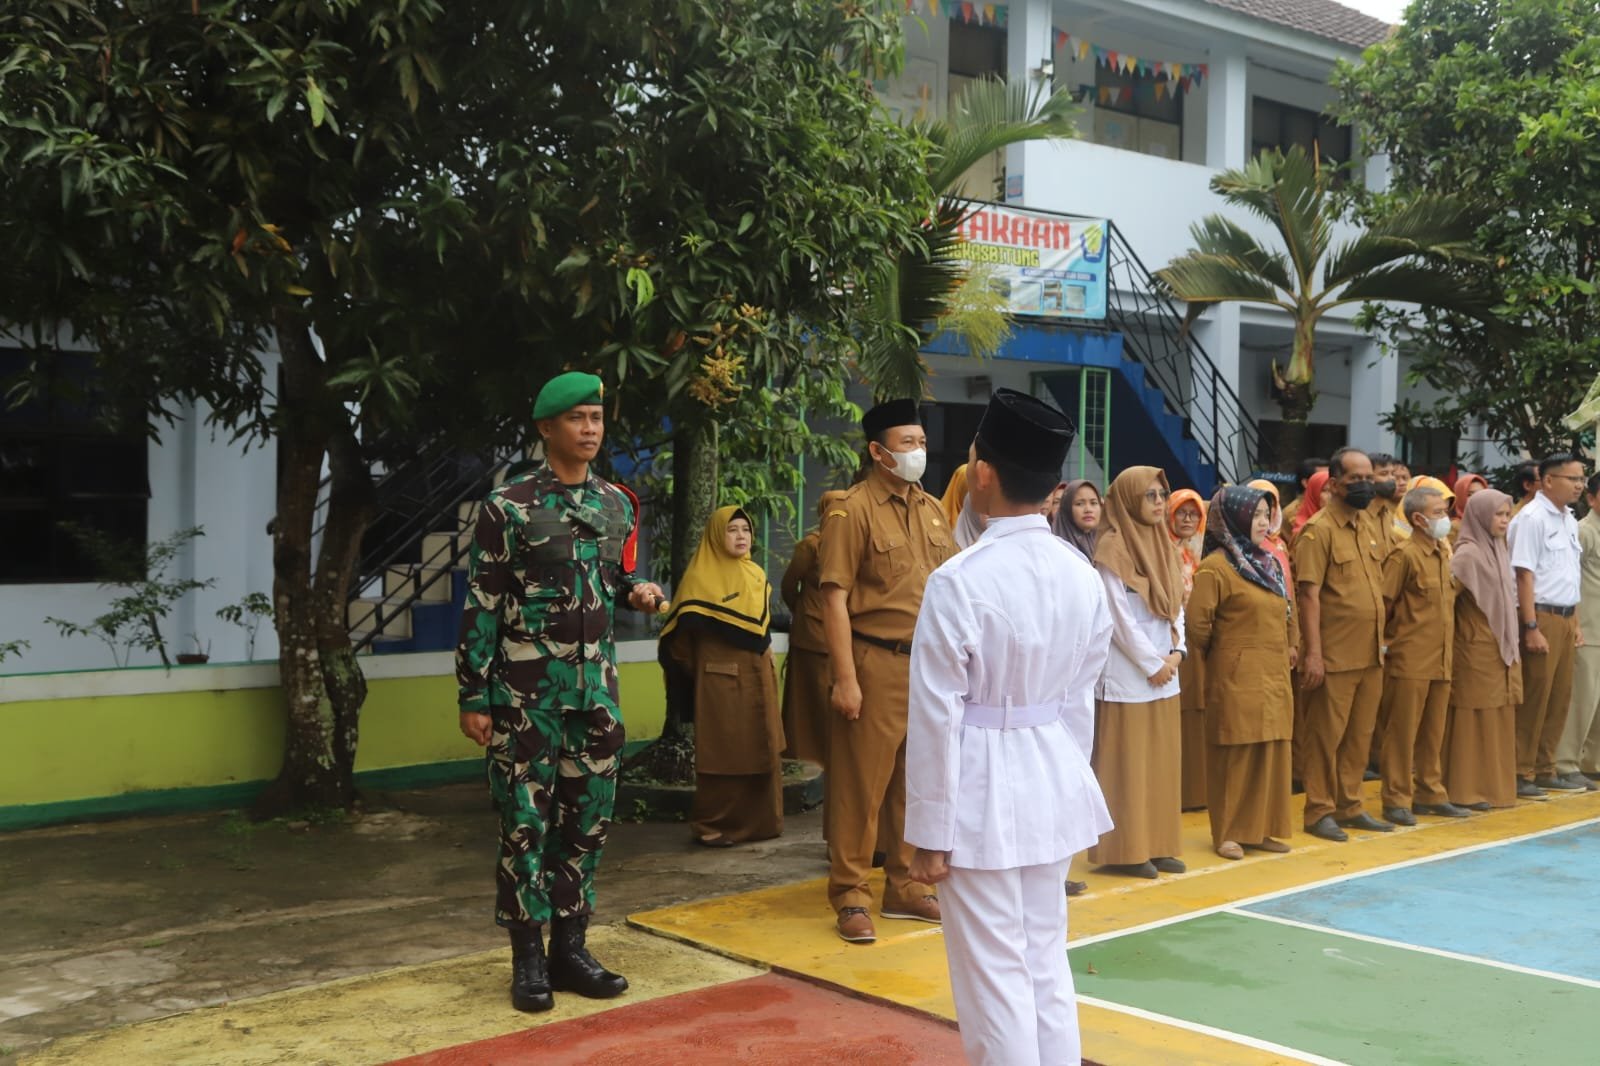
[695,833,736,848]
[1216,841,1244,861]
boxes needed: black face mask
[1343,482,1376,510]
[1374,479,1398,500]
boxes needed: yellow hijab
[1392,475,1455,541]
[941,464,969,529]
[661,506,771,641]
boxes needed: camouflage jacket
[455,464,642,716]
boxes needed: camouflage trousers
[488,698,625,928]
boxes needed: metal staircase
[311,439,522,654]
[1100,219,1267,488]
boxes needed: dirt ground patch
[0,784,826,1064]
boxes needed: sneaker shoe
[1555,772,1599,792]
[1536,774,1587,792]
[881,895,941,924]
[1516,779,1548,799]
[836,907,876,943]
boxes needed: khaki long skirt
[1206,738,1293,848]
[1442,703,1517,809]
[780,647,831,768]
[691,772,783,843]
[1088,695,1183,866]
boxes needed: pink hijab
[1451,488,1518,667]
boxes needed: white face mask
[878,446,927,483]
[1427,515,1452,541]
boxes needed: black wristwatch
[1171,648,1187,660]
[1523,620,1540,632]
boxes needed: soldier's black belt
[852,631,913,656]
[1536,603,1577,617]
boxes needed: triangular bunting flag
[1106,49,1118,69]
[1078,39,1090,60]
[1155,80,1166,101]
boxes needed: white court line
[1226,908,1600,991]
[1076,995,1351,1066]
[1069,813,1600,949]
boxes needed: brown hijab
[1094,466,1184,623]
[1451,488,1518,667]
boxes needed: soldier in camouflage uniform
[456,371,665,1013]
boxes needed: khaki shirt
[779,532,827,655]
[1186,555,1296,745]
[816,473,955,643]
[1292,500,1385,672]
[1382,532,1455,680]
[1372,499,1402,560]
[1578,511,1600,638]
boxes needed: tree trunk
[625,415,719,786]
[669,417,720,588]
[255,311,342,817]
[1271,325,1318,469]
[314,426,376,807]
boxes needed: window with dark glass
[1093,65,1183,159]
[1251,97,1352,167]
[0,348,149,583]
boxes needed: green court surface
[1069,821,1600,1065]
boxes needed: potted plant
[176,634,211,666]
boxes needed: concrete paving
[0,783,829,1065]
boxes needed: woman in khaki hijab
[1088,466,1188,878]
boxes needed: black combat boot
[508,925,554,1013]
[547,914,628,998]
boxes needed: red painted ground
[387,973,967,1066]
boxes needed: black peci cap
[862,398,922,441]
[974,388,1075,474]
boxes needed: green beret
[532,372,605,421]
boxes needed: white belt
[963,699,1061,730]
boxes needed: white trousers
[940,859,1079,1066]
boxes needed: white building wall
[3,406,280,675]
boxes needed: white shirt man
[906,389,1113,1066]
[1507,456,1586,793]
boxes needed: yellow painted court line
[630,787,1600,1066]
[21,926,759,1066]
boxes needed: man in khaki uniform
[818,398,956,944]
[1378,485,1467,825]
[1555,472,1600,788]
[1293,447,1393,842]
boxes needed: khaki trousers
[1516,611,1578,780]
[1556,644,1600,776]
[825,639,928,912]
[1379,677,1451,810]
[1302,665,1384,826]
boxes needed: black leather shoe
[1151,856,1187,874]
[1363,768,1381,782]
[1105,861,1159,879]
[1382,807,1416,827]
[1463,802,1492,811]
[548,915,629,999]
[1517,779,1548,799]
[508,926,554,1013]
[1306,816,1348,842]
[1066,880,1088,897]
[1415,802,1471,818]
[1337,812,1395,833]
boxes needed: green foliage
[1156,145,1501,423]
[0,639,29,665]
[1334,0,1600,459]
[44,526,213,669]
[217,591,275,661]
[858,78,1081,402]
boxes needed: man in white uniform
[906,389,1114,1066]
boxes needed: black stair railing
[1101,220,1266,486]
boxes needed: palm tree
[1155,145,1505,464]
[857,77,1081,400]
